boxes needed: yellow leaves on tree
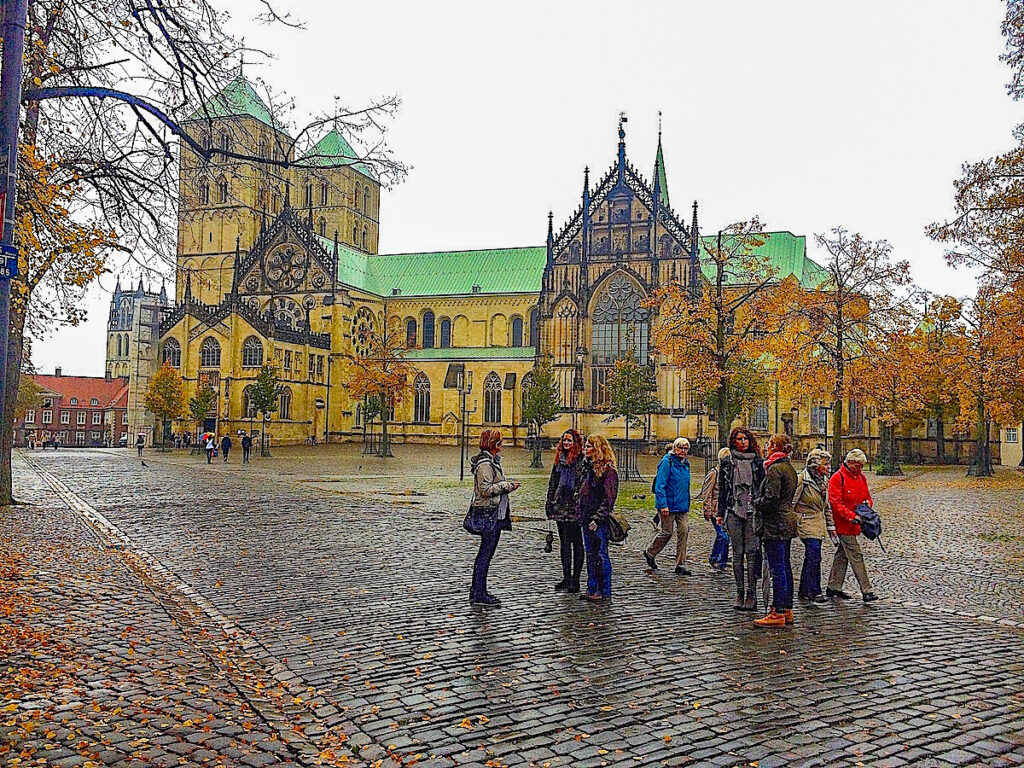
[347,314,414,457]
[144,362,187,428]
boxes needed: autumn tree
[603,355,660,480]
[766,227,916,469]
[248,365,282,457]
[522,358,561,468]
[1,0,407,504]
[188,386,217,447]
[854,329,926,475]
[14,375,43,424]
[347,314,414,458]
[650,219,778,446]
[144,363,186,450]
[917,296,964,464]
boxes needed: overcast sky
[33,0,1023,376]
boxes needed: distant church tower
[106,278,170,445]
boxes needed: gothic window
[318,218,327,237]
[320,182,329,206]
[363,185,370,214]
[259,138,269,159]
[528,307,539,347]
[217,176,228,204]
[241,336,264,368]
[406,318,417,348]
[117,335,122,357]
[219,132,231,154]
[810,405,828,434]
[511,316,523,347]
[751,402,770,432]
[439,317,452,348]
[553,301,578,365]
[422,311,435,348]
[279,387,292,420]
[362,228,368,250]
[243,385,256,418]
[354,185,360,209]
[200,337,221,368]
[352,224,359,246]
[413,372,430,424]
[484,372,502,424]
[305,182,313,208]
[271,298,304,330]
[590,274,649,406]
[162,338,181,368]
[198,178,210,205]
[520,372,535,425]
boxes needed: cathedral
[150,77,824,446]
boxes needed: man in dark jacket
[220,433,232,463]
[241,433,253,464]
[753,434,799,627]
[645,437,693,575]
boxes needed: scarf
[763,451,788,470]
[555,455,577,500]
[730,449,758,519]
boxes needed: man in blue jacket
[645,437,693,575]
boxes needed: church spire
[616,113,627,184]
[654,112,669,209]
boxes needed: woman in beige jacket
[795,448,836,603]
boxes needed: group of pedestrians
[202,432,253,464]
[467,425,879,626]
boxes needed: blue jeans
[471,528,501,600]
[799,538,823,598]
[763,539,794,610]
[710,519,729,567]
[584,523,612,597]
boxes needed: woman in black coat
[716,427,765,611]
[545,429,585,593]
[753,433,799,628]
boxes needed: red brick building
[16,368,130,448]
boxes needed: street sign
[1,243,17,279]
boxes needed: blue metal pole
[1,0,29,442]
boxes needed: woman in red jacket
[825,448,878,602]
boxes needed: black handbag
[463,505,495,536]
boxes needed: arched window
[271,298,303,330]
[200,337,221,368]
[279,387,292,420]
[484,372,502,424]
[511,316,524,347]
[124,334,130,355]
[259,138,269,159]
[362,185,370,214]
[352,224,359,247]
[521,372,535,425]
[242,385,256,418]
[590,274,649,406]
[162,338,181,367]
[439,317,452,348]
[529,307,540,347]
[318,218,327,238]
[362,228,368,250]
[354,185,360,209]
[422,311,435,348]
[198,178,210,205]
[413,372,430,424]
[116,335,122,357]
[305,182,313,208]
[320,182,329,206]
[217,176,228,204]
[406,318,417,348]
[219,131,231,154]
[241,336,264,368]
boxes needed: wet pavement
[4,445,1024,767]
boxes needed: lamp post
[458,368,474,481]
[865,413,875,467]
[573,346,586,432]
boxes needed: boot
[566,578,580,594]
[783,609,794,625]
[554,580,569,592]
[733,589,744,611]
[754,608,786,627]
[741,586,758,612]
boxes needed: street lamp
[573,346,586,431]
[457,368,474,481]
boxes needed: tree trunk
[1,316,26,505]
[530,422,542,468]
[877,423,903,476]
[831,396,843,472]
[935,409,946,465]
[716,378,730,448]
[260,414,270,457]
[967,396,992,477]
[378,408,393,458]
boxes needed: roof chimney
[55,366,62,377]
[105,370,112,382]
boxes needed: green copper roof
[300,129,376,180]
[189,76,284,130]
[404,347,536,361]
[654,140,669,208]
[698,231,826,289]
[369,247,547,297]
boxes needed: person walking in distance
[578,435,619,602]
[717,427,765,611]
[136,434,144,458]
[468,429,520,606]
[204,434,215,464]
[220,433,232,463]
[241,432,253,464]
[545,429,586,593]
[700,448,731,571]
[753,433,800,627]
[644,437,693,575]
[795,448,836,603]
[826,449,879,602]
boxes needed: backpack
[651,453,669,494]
[855,502,882,541]
[607,510,631,543]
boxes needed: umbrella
[200,431,216,442]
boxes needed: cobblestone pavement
[5,446,1024,767]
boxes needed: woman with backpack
[545,429,585,593]
[753,433,799,627]
[468,429,521,607]
[578,434,619,603]
[826,448,878,603]
[794,448,836,603]
[716,427,765,611]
